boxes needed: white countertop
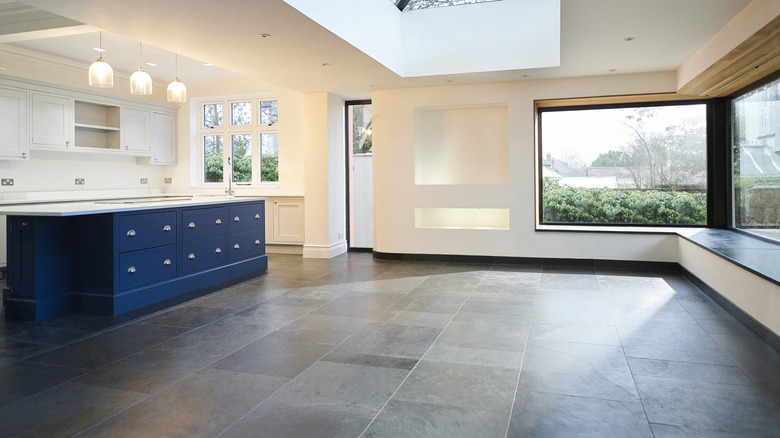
[0,195,266,216]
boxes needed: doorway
[345,100,373,250]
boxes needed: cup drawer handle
[254,214,260,219]
[163,259,172,266]
[215,218,222,225]
[255,239,261,245]
[234,243,240,249]
[127,229,136,237]
[188,253,196,260]
[215,247,222,254]
[233,216,240,222]
[127,266,136,274]
[188,222,196,229]
[163,225,172,232]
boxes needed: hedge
[542,178,706,225]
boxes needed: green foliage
[205,151,223,182]
[542,178,706,225]
[734,176,780,227]
[591,150,625,167]
[262,154,279,182]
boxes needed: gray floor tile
[229,303,314,329]
[372,310,453,328]
[616,320,735,366]
[650,422,756,437]
[609,306,697,325]
[268,361,408,417]
[333,322,442,360]
[221,402,372,438]
[604,288,685,311]
[278,313,369,344]
[155,314,276,357]
[210,330,334,378]
[364,399,508,438]
[313,292,402,318]
[393,360,518,413]
[539,272,602,290]
[517,340,639,403]
[388,290,471,315]
[0,360,87,397]
[143,305,234,328]
[76,368,287,438]
[7,325,93,345]
[636,375,780,437]
[351,276,429,294]
[0,382,147,438]
[434,320,529,353]
[508,391,653,438]
[533,295,613,328]
[424,343,525,369]
[627,356,752,386]
[189,284,287,310]
[27,323,189,370]
[528,323,621,345]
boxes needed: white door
[347,102,373,248]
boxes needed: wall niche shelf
[74,100,121,150]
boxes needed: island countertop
[0,195,266,217]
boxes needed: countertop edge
[0,196,267,216]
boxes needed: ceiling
[0,0,754,100]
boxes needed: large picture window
[733,76,780,242]
[538,101,708,226]
[199,97,279,185]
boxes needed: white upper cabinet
[0,86,29,160]
[121,108,152,154]
[31,92,72,149]
[150,112,177,165]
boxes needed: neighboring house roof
[543,168,563,180]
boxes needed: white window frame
[197,95,279,186]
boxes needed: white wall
[372,71,682,262]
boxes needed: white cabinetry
[150,112,176,165]
[121,108,152,154]
[265,197,305,250]
[0,86,29,160]
[31,92,72,149]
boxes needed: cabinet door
[229,202,265,234]
[273,198,305,244]
[31,92,71,148]
[0,86,29,159]
[122,108,152,153]
[151,112,176,165]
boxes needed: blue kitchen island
[1,196,268,321]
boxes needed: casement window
[199,97,279,185]
[537,100,708,226]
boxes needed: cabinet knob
[233,243,240,249]
[127,266,136,274]
[215,219,222,225]
[254,214,260,219]
[21,221,30,227]
[163,259,172,266]
[215,247,222,254]
[188,253,196,260]
[163,225,172,232]
[188,222,196,229]
[254,239,261,245]
[127,229,136,237]
[21,152,27,158]
[234,216,240,222]
[66,141,70,147]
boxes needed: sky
[541,104,706,166]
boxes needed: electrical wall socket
[1,178,13,186]
[75,178,85,185]
[140,178,148,184]
[164,178,172,184]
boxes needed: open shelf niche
[74,100,120,150]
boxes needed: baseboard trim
[303,241,348,259]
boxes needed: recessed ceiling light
[93,47,106,53]
[258,33,271,38]
[608,68,617,72]
[368,84,375,88]
[522,74,529,78]
[624,37,635,41]
[145,62,156,67]
[321,62,330,67]
[203,63,214,67]
[0,67,5,71]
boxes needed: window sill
[536,224,701,235]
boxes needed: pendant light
[130,42,152,95]
[88,31,113,88]
[167,53,187,103]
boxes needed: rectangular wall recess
[415,208,509,230]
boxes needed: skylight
[394,0,500,11]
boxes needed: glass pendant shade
[88,57,113,88]
[167,78,187,103]
[130,67,152,95]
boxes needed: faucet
[225,157,234,197]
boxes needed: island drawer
[118,244,177,291]
[228,229,265,262]
[228,202,264,234]
[118,210,177,253]
[182,206,227,241]
[181,235,227,274]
